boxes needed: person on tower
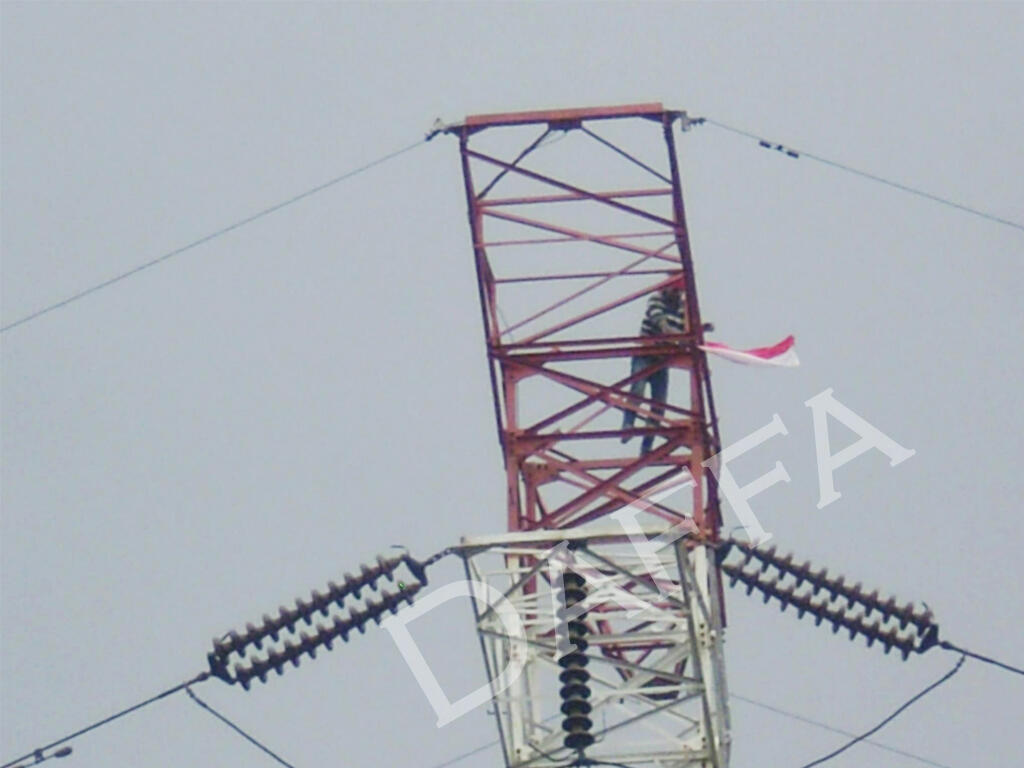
[621,284,689,456]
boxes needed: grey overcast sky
[2,2,1022,768]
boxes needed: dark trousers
[621,356,668,454]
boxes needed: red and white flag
[699,335,799,367]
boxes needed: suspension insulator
[741,567,759,596]
[341,573,361,599]
[298,631,318,660]
[911,606,935,634]
[283,638,301,668]
[308,589,330,617]
[891,600,917,630]
[278,604,300,633]
[878,595,898,621]
[558,571,594,753]
[806,567,829,595]
[233,658,257,690]
[790,590,813,619]
[293,597,313,626]
[721,538,942,660]
[827,574,846,600]
[775,583,796,612]
[860,589,880,613]
[348,606,370,635]
[208,554,430,686]
[845,582,865,611]
[260,614,280,642]
[789,560,812,587]
[401,554,429,585]
[862,619,882,648]
[359,563,383,590]
[325,581,344,607]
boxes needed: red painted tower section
[451,103,723,541]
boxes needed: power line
[5,747,73,768]
[425,736,499,768]
[731,694,952,768]
[0,136,433,334]
[797,654,966,768]
[0,672,210,768]
[424,682,958,768]
[940,640,1024,677]
[702,118,1024,233]
[186,687,297,768]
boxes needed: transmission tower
[7,103,991,768]
[196,103,944,767]
[446,103,730,768]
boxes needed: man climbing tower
[621,285,689,455]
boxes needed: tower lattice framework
[449,103,730,768]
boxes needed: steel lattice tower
[448,104,731,768]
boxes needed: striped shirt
[640,289,688,337]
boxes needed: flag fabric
[699,335,799,367]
